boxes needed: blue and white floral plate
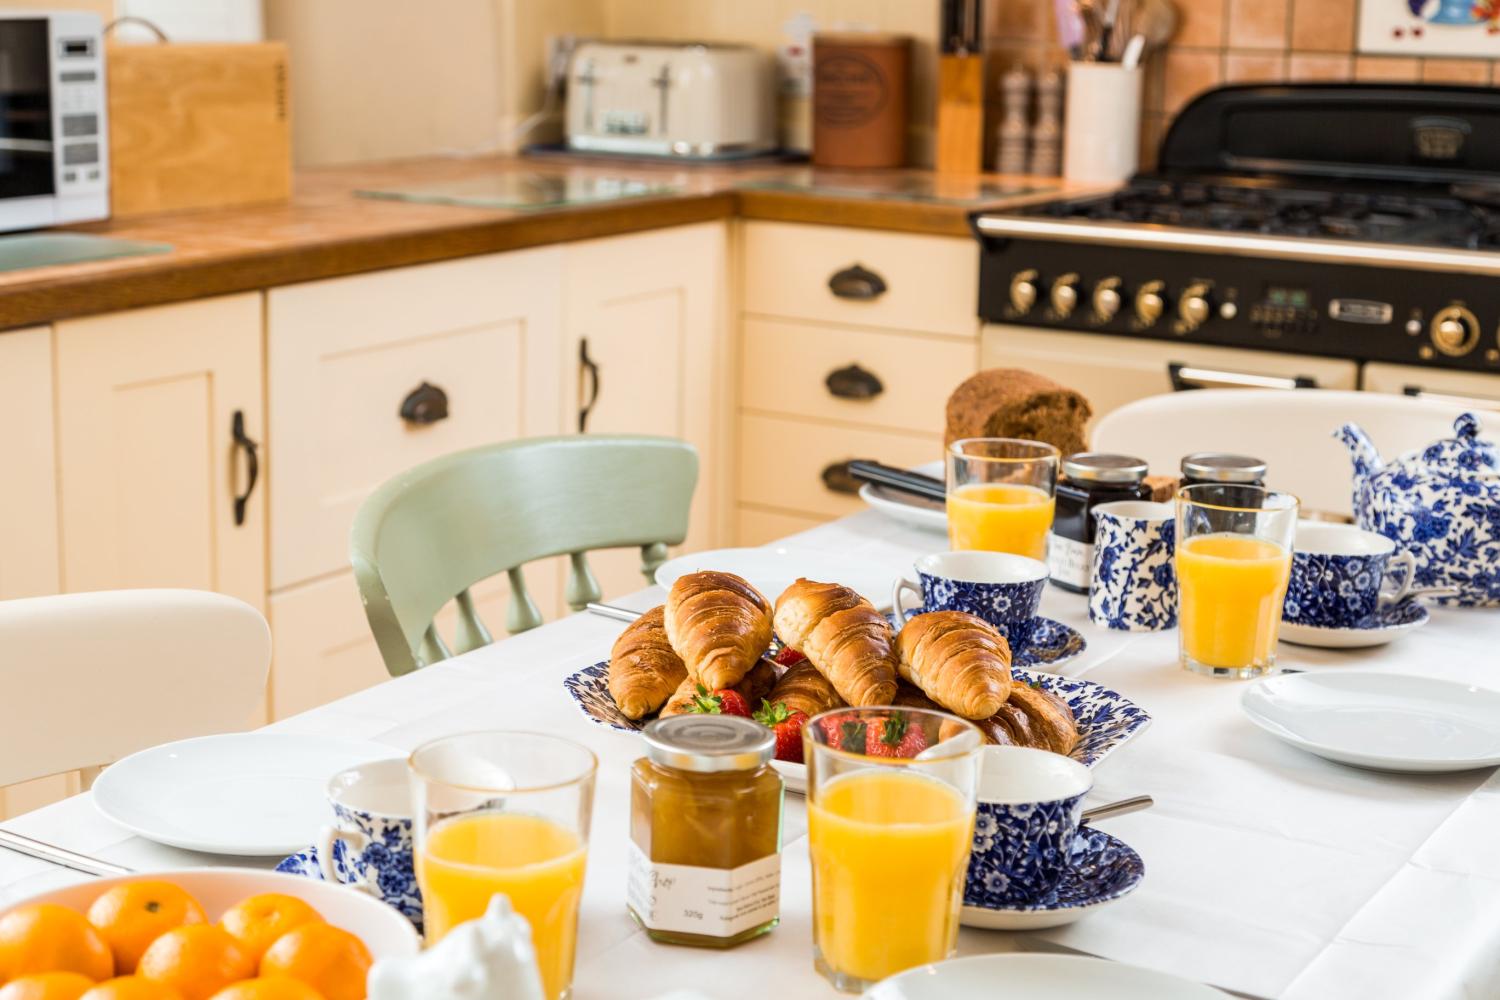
[961,826,1144,930]
[1280,598,1430,649]
[895,607,1085,670]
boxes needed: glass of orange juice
[411,732,597,1000]
[805,707,982,993]
[1176,484,1299,679]
[946,438,1060,560]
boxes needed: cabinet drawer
[268,249,563,588]
[742,318,974,432]
[743,221,979,337]
[1363,362,1500,411]
[739,413,941,518]
[736,506,830,546]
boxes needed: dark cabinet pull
[827,263,887,301]
[231,410,259,528]
[399,381,449,425]
[579,338,601,433]
[821,460,864,495]
[825,363,884,400]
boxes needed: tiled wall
[984,0,1499,167]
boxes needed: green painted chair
[350,434,698,677]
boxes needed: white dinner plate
[858,460,947,534]
[864,954,1225,999]
[655,546,901,609]
[92,734,401,855]
[1241,672,1500,773]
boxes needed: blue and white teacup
[1089,501,1178,632]
[320,758,422,928]
[891,550,1049,650]
[1283,521,1416,629]
[965,746,1093,908]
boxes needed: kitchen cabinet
[562,222,728,600]
[1363,362,1500,412]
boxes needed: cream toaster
[566,41,775,158]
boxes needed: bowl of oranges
[0,868,420,1000]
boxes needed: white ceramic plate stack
[858,460,947,534]
[655,546,901,610]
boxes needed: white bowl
[13,867,420,959]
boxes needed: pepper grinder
[1029,69,1063,177]
[997,67,1032,176]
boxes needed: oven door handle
[1169,363,1317,392]
[1401,385,1500,412]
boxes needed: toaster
[566,41,775,158]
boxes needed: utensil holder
[1063,63,1143,184]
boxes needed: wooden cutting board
[107,42,291,218]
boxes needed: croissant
[765,662,846,719]
[773,579,899,707]
[660,657,778,717]
[895,610,1013,720]
[664,571,773,689]
[892,681,944,712]
[607,606,688,720]
[944,682,1079,754]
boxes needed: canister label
[1049,535,1092,590]
[626,842,780,938]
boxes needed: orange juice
[807,770,974,985]
[420,813,587,1000]
[946,482,1054,559]
[1177,533,1293,669]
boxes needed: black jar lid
[1181,452,1268,483]
[1061,452,1149,484]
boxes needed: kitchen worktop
[0,154,1083,331]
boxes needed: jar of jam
[628,715,783,948]
[1181,453,1267,487]
[1049,453,1151,593]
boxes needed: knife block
[936,53,985,174]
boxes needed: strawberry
[773,646,807,667]
[754,700,809,763]
[863,713,930,759]
[687,684,751,718]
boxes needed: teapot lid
[1418,413,1498,474]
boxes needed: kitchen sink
[0,232,172,273]
[356,173,680,210]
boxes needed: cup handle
[891,577,922,628]
[317,824,376,894]
[1379,550,1417,605]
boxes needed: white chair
[0,589,270,790]
[1091,389,1490,517]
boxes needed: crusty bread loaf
[945,368,1091,457]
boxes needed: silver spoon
[1082,794,1154,824]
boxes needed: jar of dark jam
[1049,453,1151,593]
[1180,453,1268,487]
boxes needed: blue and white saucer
[893,607,1086,670]
[276,842,424,933]
[1280,598,1430,650]
[961,827,1144,930]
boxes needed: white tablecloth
[4,511,1500,999]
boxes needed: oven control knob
[1178,283,1213,331]
[1135,280,1166,326]
[1009,269,1040,315]
[1092,277,1122,322]
[1430,304,1480,356]
[1050,273,1080,318]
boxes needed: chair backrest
[350,434,698,677]
[1091,389,1489,516]
[0,589,271,787]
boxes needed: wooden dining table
[2,509,1498,1000]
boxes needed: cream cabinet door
[54,295,265,612]
[563,222,728,601]
[0,327,59,600]
[1363,363,1500,412]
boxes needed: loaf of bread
[945,368,1091,457]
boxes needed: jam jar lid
[643,716,774,773]
[1061,452,1149,484]
[1181,452,1268,483]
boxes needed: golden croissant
[773,579,899,707]
[664,571,774,689]
[895,610,1013,720]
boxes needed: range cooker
[972,84,1500,409]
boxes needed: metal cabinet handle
[1169,362,1316,392]
[827,264,888,301]
[821,460,864,495]
[825,363,884,400]
[1401,385,1500,412]
[399,381,449,425]
[579,338,601,433]
[231,410,259,528]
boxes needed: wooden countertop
[0,155,1090,331]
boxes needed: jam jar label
[627,842,780,938]
[1049,535,1092,590]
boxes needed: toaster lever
[828,264,888,301]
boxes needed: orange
[80,978,185,1000]
[0,972,96,1000]
[206,979,324,1000]
[0,904,114,982]
[88,882,208,974]
[136,926,252,1000]
[217,896,322,965]
[258,924,370,1000]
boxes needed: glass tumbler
[411,732,597,1000]
[1175,484,1299,678]
[946,438,1060,560]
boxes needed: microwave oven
[0,10,108,233]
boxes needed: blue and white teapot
[1335,412,1500,607]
